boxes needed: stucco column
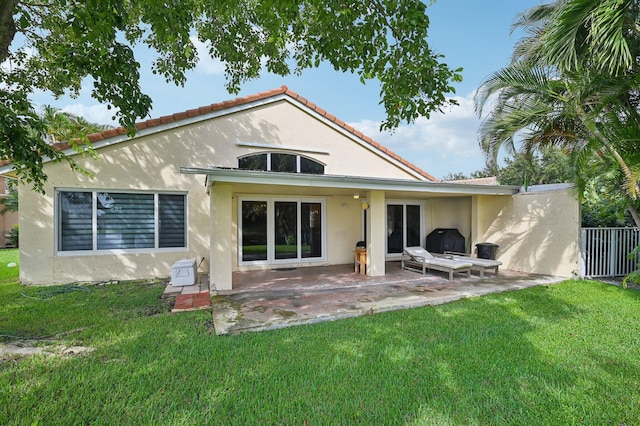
[367,190,386,276]
[471,195,479,249]
[210,183,233,291]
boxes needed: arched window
[238,153,324,174]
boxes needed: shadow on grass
[1,280,640,424]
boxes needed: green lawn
[0,249,19,283]
[1,257,639,424]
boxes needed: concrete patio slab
[211,263,566,335]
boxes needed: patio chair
[402,246,472,280]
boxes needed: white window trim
[385,200,425,258]
[55,189,189,256]
[235,141,330,156]
[238,196,327,266]
[237,152,327,173]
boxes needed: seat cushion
[404,246,433,259]
[425,258,472,270]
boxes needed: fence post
[609,230,618,277]
[580,228,586,278]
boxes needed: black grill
[425,228,465,254]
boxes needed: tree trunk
[0,0,18,63]
[629,203,640,228]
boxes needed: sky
[30,0,545,180]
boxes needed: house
[0,86,581,287]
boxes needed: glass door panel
[387,204,404,254]
[406,205,421,247]
[275,201,298,259]
[241,201,267,261]
[301,202,322,258]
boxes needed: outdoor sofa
[401,246,472,280]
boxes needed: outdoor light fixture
[353,193,360,199]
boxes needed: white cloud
[349,93,489,179]
[190,37,225,75]
[61,104,119,127]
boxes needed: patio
[202,262,566,335]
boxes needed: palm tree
[475,0,640,226]
[41,106,112,145]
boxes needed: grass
[1,264,640,424]
[0,249,19,283]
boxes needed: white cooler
[171,258,197,286]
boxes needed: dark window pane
[97,193,155,250]
[406,205,421,247]
[59,191,93,251]
[271,153,296,172]
[275,201,297,259]
[387,205,403,254]
[302,203,322,258]
[238,154,267,171]
[242,201,267,261]
[300,157,324,174]
[159,194,186,248]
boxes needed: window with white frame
[57,190,187,252]
[239,197,325,264]
[238,152,325,174]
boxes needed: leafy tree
[1,0,462,192]
[498,146,575,187]
[445,146,573,186]
[475,0,640,227]
[0,179,18,214]
[582,175,638,227]
[441,172,469,181]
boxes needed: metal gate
[581,227,640,278]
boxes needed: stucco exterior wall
[19,163,210,285]
[426,197,472,252]
[19,99,422,285]
[219,102,423,179]
[474,188,580,277]
[326,196,364,265]
[226,193,362,272]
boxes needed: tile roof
[51,86,439,182]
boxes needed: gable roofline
[0,86,438,181]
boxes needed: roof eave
[180,167,520,196]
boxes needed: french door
[386,202,423,255]
[239,197,325,265]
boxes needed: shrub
[623,244,640,288]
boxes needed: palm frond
[587,0,635,75]
[540,0,595,71]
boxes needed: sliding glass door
[240,198,324,264]
[274,201,297,260]
[387,202,423,255]
[241,201,268,262]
